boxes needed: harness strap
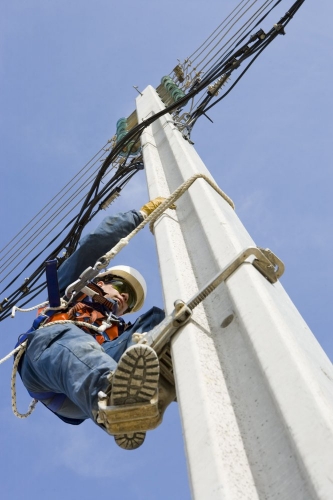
[27,390,67,412]
[45,259,61,308]
[27,390,84,425]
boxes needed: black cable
[0,144,109,260]
[0,0,306,323]
[188,0,305,126]
[0,162,140,297]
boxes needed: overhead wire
[0,149,109,275]
[174,0,280,122]
[187,0,253,61]
[193,0,263,69]
[173,0,283,126]
[0,143,109,259]
[196,0,277,73]
[0,177,140,320]
[188,0,305,127]
[0,0,306,322]
[0,156,137,290]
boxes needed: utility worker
[18,198,170,450]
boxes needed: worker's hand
[140,196,176,217]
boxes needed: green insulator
[116,117,127,127]
[116,118,128,143]
[164,78,175,88]
[117,126,127,137]
[171,88,185,101]
[161,76,173,86]
[117,124,127,134]
[175,93,185,102]
[164,79,176,93]
[117,132,127,142]
[165,83,176,94]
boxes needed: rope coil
[10,341,39,418]
[5,319,107,420]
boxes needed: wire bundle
[169,0,305,129]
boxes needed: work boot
[111,344,159,450]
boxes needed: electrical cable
[0,143,109,259]
[0,0,306,322]
[194,0,265,70]
[0,150,110,274]
[196,0,276,74]
[186,0,304,127]
[189,0,255,63]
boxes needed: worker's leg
[20,307,164,425]
[100,307,164,450]
[20,323,117,421]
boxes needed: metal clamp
[252,247,284,283]
[64,264,103,298]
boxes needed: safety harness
[40,282,124,343]
[16,261,126,425]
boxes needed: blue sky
[0,1,332,499]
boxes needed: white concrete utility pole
[136,86,333,500]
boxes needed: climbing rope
[39,319,106,334]
[95,173,234,270]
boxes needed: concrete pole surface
[136,86,333,500]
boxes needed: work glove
[140,196,176,218]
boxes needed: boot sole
[111,344,159,450]
[111,344,159,405]
[114,431,146,450]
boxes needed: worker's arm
[57,210,143,294]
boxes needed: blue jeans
[20,307,165,424]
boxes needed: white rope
[11,301,49,318]
[6,319,105,420]
[0,343,26,365]
[11,298,70,318]
[10,341,38,418]
[39,319,103,334]
[1,340,38,418]
[95,173,234,270]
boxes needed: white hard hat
[97,265,147,312]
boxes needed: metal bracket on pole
[138,246,284,356]
[252,247,284,283]
[97,245,284,436]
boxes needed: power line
[0,0,306,322]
